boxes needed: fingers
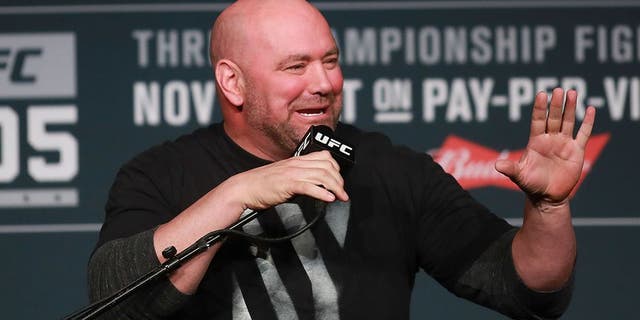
[294,151,348,201]
[576,105,596,148]
[290,151,344,192]
[560,90,577,136]
[529,91,548,138]
[270,150,348,203]
[546,87,565,133]
[531,88,593,142]
[495,159,519,181]
[297,150,341,173]
[289,165,348,201]
[291,169,348,203]
[553,89,595,148]
[294,181,338,202]
[234,151,349,211]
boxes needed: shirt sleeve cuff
[504,235,575,319]
[88,228,191,317]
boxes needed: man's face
[239,10,344,156]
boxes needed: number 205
[0,105,78,183]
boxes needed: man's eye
[287,64,305,70]
[324,58,339,68]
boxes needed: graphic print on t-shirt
[232,200,351,320]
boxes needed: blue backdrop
[0,1,638,318]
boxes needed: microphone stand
[66,125,352,319]
[64,209,262,320]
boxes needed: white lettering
[612,25,633,63]
[470,26,492,64]
[132,30,153,67]
[508,78,534,121]
[132,29,209,68]
[496,26,517,63]
[315,132,329,144]
[328,138,341,148]
[27,105,78,182]
[468,78,494,122]
[422,78,448,122]
[575,25,639,63]
[182,29,206,67]
[335,25,558,65]
[341,79,362,123]
[632,77,640,120]
[339,145,353,156]
[535,26,556,63]
[380,27,402,65]
[575,25,594,63]
[444,27,466,64]
[157,30,179,67]
[344,27,376,65]
[190,81,215,124]
[133,81,216,126]
[134,81,161,126]
[0,107,19,182]
[373,78,412,111]
[405,27,416,64]
[418,27,440,65]
[163,80,190,125]
[521,26,531,63]
[598,26,608,63]
[446,79,473,122]
[604,77,629,121]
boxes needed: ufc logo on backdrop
[0,33,76,98]
[0,33,79,206]
[0,48,42,83]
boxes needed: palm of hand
[515,134,584,202]
[496,88,596,204]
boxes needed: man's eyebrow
[324,47,339,57]
[277,47,340,68]
[278,54,311,68]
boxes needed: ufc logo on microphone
[314,132,353,157]
[0,33,76,99]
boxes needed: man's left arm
[496,88,596,291]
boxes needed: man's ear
[215,59,244,107]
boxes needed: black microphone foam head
[293,125,355,168]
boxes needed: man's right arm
[88,229,190,319]
[88,150,347,317]
[153,150,349,294]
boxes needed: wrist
[218,174,252,212]
[525,192,568,209]
[525,197,571,218]
[536,199,569,211]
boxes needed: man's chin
[296,121,335,138]
[310,117,338,130]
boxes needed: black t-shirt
[92,122,569,319]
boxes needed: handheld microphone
[293,125,355,169]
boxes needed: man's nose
[307,62,333,96]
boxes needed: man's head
[211,0,343,161]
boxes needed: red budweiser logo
[433,133,610,192]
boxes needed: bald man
[89,0,594,319]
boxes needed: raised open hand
[495,88,596,204]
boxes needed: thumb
[495,159,518,179]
